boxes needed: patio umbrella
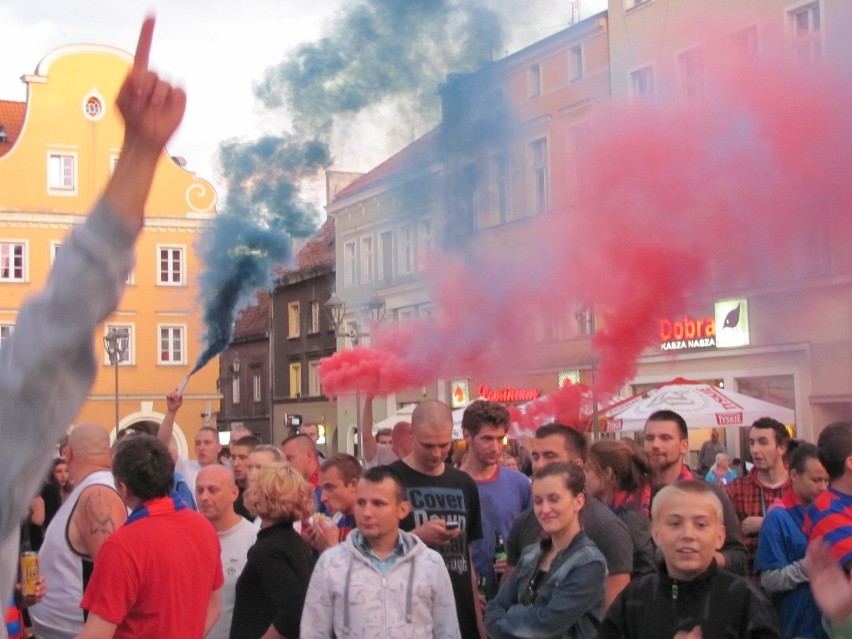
[602,377,795,433]
[370,403,417,433]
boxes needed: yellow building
[0,43,219,457]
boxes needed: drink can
[20,551,39,598]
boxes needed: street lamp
[103,327,129,441]
[324,291,386,461]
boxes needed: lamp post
[325,292,386,462]
[103,327,129,441]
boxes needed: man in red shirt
[77,432,223,638]
[726,417,791,578]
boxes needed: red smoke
[320,48,852,405]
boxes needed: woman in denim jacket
[485,462,607,639]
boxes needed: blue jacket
[485,532,607,639]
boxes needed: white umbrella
[602,377,795,433]
[370,403,417,433]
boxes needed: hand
[674,626,702,639]
[116,16,187,153]
[306,520,339,552]
[16,575,46,607]
[741,516,764,535]
[411,520,461,547]
[493,557,508,575]
[166,392,183,413]
[806,538,852,624]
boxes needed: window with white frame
[360,236,374,283]
[104,324,134,365]
[730,25,759,59]
[47,153,76,192]
[289,363,302,398]
[0,324,13,346]
[309,301,320,334]
[158,246,185,285]
[344,241,357,288]
[379,231,393,281]
[253,371,262,402]
[569,46,583,82]
[399,226,414,275]
[630,65,655,101]
[493,153,510,224]
[308,360,321,397]
[288,301,300,338]
[0,242,26,282]
[158,325,185,365]
[529,138,549,214]
[418,219,433,271]
[527,64,541,98]
[678,48,703,103]
[232,374,241,404]
[788,3,821,61]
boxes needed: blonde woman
[230,462,314,639]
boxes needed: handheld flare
[176,374,190,396]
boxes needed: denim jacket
[485,531,607,639]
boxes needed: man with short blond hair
[157,392,221,494]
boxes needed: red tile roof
[296,216,335,270]
[233,291,270,340]
[332,127,440,201]
[0,100,25,158]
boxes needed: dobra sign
[478,384,541,402]
[659,315,716,352]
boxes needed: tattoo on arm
[84,488,118,538]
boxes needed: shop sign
[451,379,470,408]
[659,314,716,352]
[477,384,541,402]
[715,298,750,348]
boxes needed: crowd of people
[2,15,851,639]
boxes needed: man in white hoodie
[301,466,460,639]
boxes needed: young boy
[600,481,782,638]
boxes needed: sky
[1,0,607,204]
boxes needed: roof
[233,291,270,341]
[0,100,25,157]
[296,216,335,270]
[332,127,440,201]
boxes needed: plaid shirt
[725,469,790,576]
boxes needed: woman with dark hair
[585,440,656,578]
[485,462,606,639]
[755,440,830,639]
[26,458,74,550]
[230,462,314,639]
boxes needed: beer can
[20,551,39,598]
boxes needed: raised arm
[157,392,184,447]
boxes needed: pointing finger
[133,15,155,75]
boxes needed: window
[527,64,541,98]
[418,219,433,271]
[678,48,703,103]
[308,360,322,397]
[360,237,374,283]
[0,242,26,282]
[529,138,549,214]
[47,153,76,192]
[730,25,759,59]
[379,231,393,281]
[344,241,356,288]
[569,46,583,82]
[289,363,302,398]
[158,246,185,285]
[232,374,241,404]
[253,372,262,402]
[158,325,185,365]
[624,0,651,9]
[0,324,13,346]
[630,65,655,101]
[789,3,821,61]
[493,153,510,224]
[104,324,134,365]
[399,226,414,275]
[51,242,62,264]
[309,301,320,334]
[288,302,300,338]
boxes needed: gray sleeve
[0,200,136,597]
[760,560,809,594]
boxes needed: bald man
[362,396,415,468]
[31,423,128,639]
[389,400,484,639]
[281,434,327,513]
[196,466,258,639]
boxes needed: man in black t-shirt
[389,400,484,638]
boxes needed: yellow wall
[0,43,219,457]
